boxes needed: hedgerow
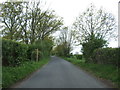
[2,37,53,66]
[91,48,119,66]
[2,39,29,66]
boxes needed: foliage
[27,36,54,60]
[73,54,83,60]
[2,58,49,88]
[2,36,54,66]
[2,39,28,66]
[65,58,119,88]
[2,33,53,88]
[53,27,75,57]
[35,37,54,58]
[91,48,119,66]
[31,49,41,61]
[0,2,23,40]
[0,1,63,44]
[64,57,85,63]
[28,2,63,44]
[73,4,117,63]
[53,42,70,57]
[81,36,107,63]
[73,4,116,44]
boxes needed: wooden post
[36,49,38,62]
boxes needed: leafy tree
[26,1,63,44]
[81,35,107,62]
[28,1,42,44]
[73,4,116,62]
[36,10,63,41]
[18,2,30,44]
[0,1,63,44]
[0,2,23,40]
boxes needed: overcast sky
[44,0,118,26]
[0,0,119,54]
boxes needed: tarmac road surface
[15,56,109,88]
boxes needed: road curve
[15,56,109,88]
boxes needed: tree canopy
[73,4,117,44]
[0,1,63,44]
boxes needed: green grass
[2,58,49,88]
[64,57,119,88]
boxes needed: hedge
[2,39,29,66]
[91,48,119,66]
[2,38,53,66]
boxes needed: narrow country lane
[15,56,109,88]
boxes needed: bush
[2,39,28,66]
[74,54,83,59]
[2,37,53,66]
[91,48,119,66]
[82,36,107,63]
[27,44,38,61]
[34,38,53,58]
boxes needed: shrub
[27,44,37,61]
[74,54,83,59]
[81,36,107,63]
[2,37,53,66]
[91,48,119,66]
[34,38,53,58]
[2,39,28,66]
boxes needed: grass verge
[2,58,50,88]
[64,57,119,88]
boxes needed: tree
[28,1,42,44]
[0,1,63,44]
[81,35,107,62]
[73,4,116,44]
[0,2,23,40]
[18,2,30,44]
[54,27,75,57]
[35,10,63,41]
[26,1,63,44]
[73,4,117,62]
